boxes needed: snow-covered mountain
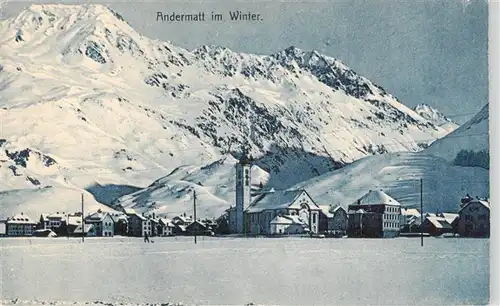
[0,4,454,217]
[424,104,488,163]
[413,104,459,133]
[114,152,489,217]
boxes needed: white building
[6,213,37,236]
[246,189,321,235]
[158,218,175,236]
[85,210,115,237]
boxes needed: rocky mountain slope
[414,104,459,133]
[0,4,455,217]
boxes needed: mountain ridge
[0,4,465,218]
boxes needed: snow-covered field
[0,237,489,305]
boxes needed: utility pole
[193,190,197,244]
[420,178,423,247]
[81,193,84,243]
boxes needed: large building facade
[347,190,401,238]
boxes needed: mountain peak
[21,4,125,21]
[6,4,129,37]
[414,104,457,129]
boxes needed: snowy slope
[424,104,488,161]
[413,104,459,133]
[0,4,452,216]
[114,152,488,217]
[113,155,270,217]
[294,152,489,213]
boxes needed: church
[226,154,321,235]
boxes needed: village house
[43,212,68,235]
[347,190,402,238]
[185,220,211,236]
[158,218,175,236]
[400,208,421,233]
[5,213,37,236]
[421,212,458,236]
[149,215,160,236]
[66,213,83,236]
[85,210,115,237]
[127,213,151,237]
[270,215,308,235]
[456,199,490,237]
[172,214,193,226]
[110,212,129,236]
[319,205,348,236]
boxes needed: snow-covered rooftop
[401,208,420,217]
[270,214,306,225]
[247,189,320,213]
[6,213,37,224]
[459,200,490,213]
[85,211,110,222]
[352,190,401,206]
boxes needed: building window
[312,214,316,223]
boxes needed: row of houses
[222,155,490,238]
[0,208,218,238]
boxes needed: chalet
[456,199,490,237]
[85,210,115,237]
[421,213,458,236]
[245,189,321,235]
[319,205,348,236]
[347,190,401,238]
[270,215,308,235]
[186,220,211,236]
[5,213,37,236]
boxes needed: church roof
[352,190,401,206]
[246,189,320,213]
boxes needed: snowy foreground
[0,237,489,305]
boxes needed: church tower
[235,153,252,234]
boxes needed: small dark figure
[144,232,150,243]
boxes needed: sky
[1,0,489,124]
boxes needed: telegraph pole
[420,178,423,247]
[81,193,85,243]
[193,190,197,244]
